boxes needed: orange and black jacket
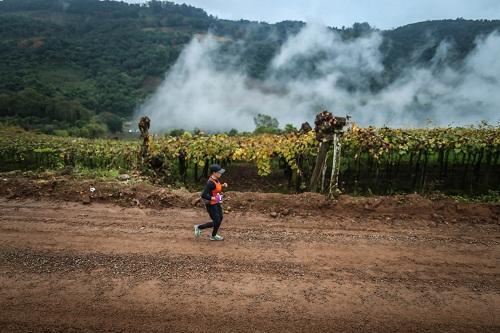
[201,177,222,205]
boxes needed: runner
[194,164,228,241]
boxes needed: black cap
[209,164,225,174]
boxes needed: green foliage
[0,0,209,135]
[1,126,498,195]
[0,128,139,172]
[380,18,500,81]
[450,190,500,203]
[283,123,297,133]
[0,0,499,138]
[254,113,280,134]
[169,128,185,137]
[53,129,69,137]
[98,112,123,133]
[228,128,239,136]
[74,168,121,181]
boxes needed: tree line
[1,0,499,137]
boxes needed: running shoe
[194,225,202,238]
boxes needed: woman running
[194,164,228,241]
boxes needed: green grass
[449,190,500,204]
[72,168,121,181]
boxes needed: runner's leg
[211,204,223,237]
[198,204,217,231]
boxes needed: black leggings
[198,203,223,237]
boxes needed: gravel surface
[0,190,499,333]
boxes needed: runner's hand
[222,183,228,188]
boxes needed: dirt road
[0,194,499,332]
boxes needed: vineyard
[1,125,499,195]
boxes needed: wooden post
[310,141,332,192]
[309,111,348,194]
[138,116,151,163]
[328,133,342,198]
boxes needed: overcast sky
[124,0,500,29]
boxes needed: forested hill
[1,0,499,136]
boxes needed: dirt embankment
[1,176,498,225]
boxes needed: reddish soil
[0,177,499,332]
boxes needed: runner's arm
[201,181,216,201]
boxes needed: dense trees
[254,113,280,134]
[0,0,499,136]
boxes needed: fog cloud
[136,24,500,132]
